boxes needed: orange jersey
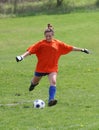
[27,39,73,73]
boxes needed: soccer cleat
[29,83,39,91]
[48,99,57,107]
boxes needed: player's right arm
[16,40,42,62]
[16,51,30,62]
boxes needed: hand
[16,56,23,62]
[81,49,90,54]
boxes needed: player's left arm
[72,47,90,54]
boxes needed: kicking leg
[29,75,42,91]
[48,72,57,106]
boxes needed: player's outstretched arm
[73,47,90,54]
[16,51,30,62]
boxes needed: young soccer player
[16,24,90,107]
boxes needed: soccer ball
[33,99,45,109]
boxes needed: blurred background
[0,0,99,16]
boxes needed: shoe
[29,83,38,91]
[48,99,57,107]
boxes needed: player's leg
[48,72,57,106]
[31,75,42,85]
[29,75,42,91]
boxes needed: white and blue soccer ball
[33,99,45,109]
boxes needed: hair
[44,24,54,35]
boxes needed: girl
[16,24,89,107]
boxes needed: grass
[0,12,99,130]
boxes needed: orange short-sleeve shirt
[27,39,73,73]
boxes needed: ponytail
[44,24,54,35]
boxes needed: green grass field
[0,12,99,130]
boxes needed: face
[45,32,53,42]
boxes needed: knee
[50,79,56,86]
[48,72,57,86]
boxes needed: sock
[49,86,56,101]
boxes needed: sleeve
[27,42,41,54]
[59,42,73,55]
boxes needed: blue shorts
[35,72,50,77]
